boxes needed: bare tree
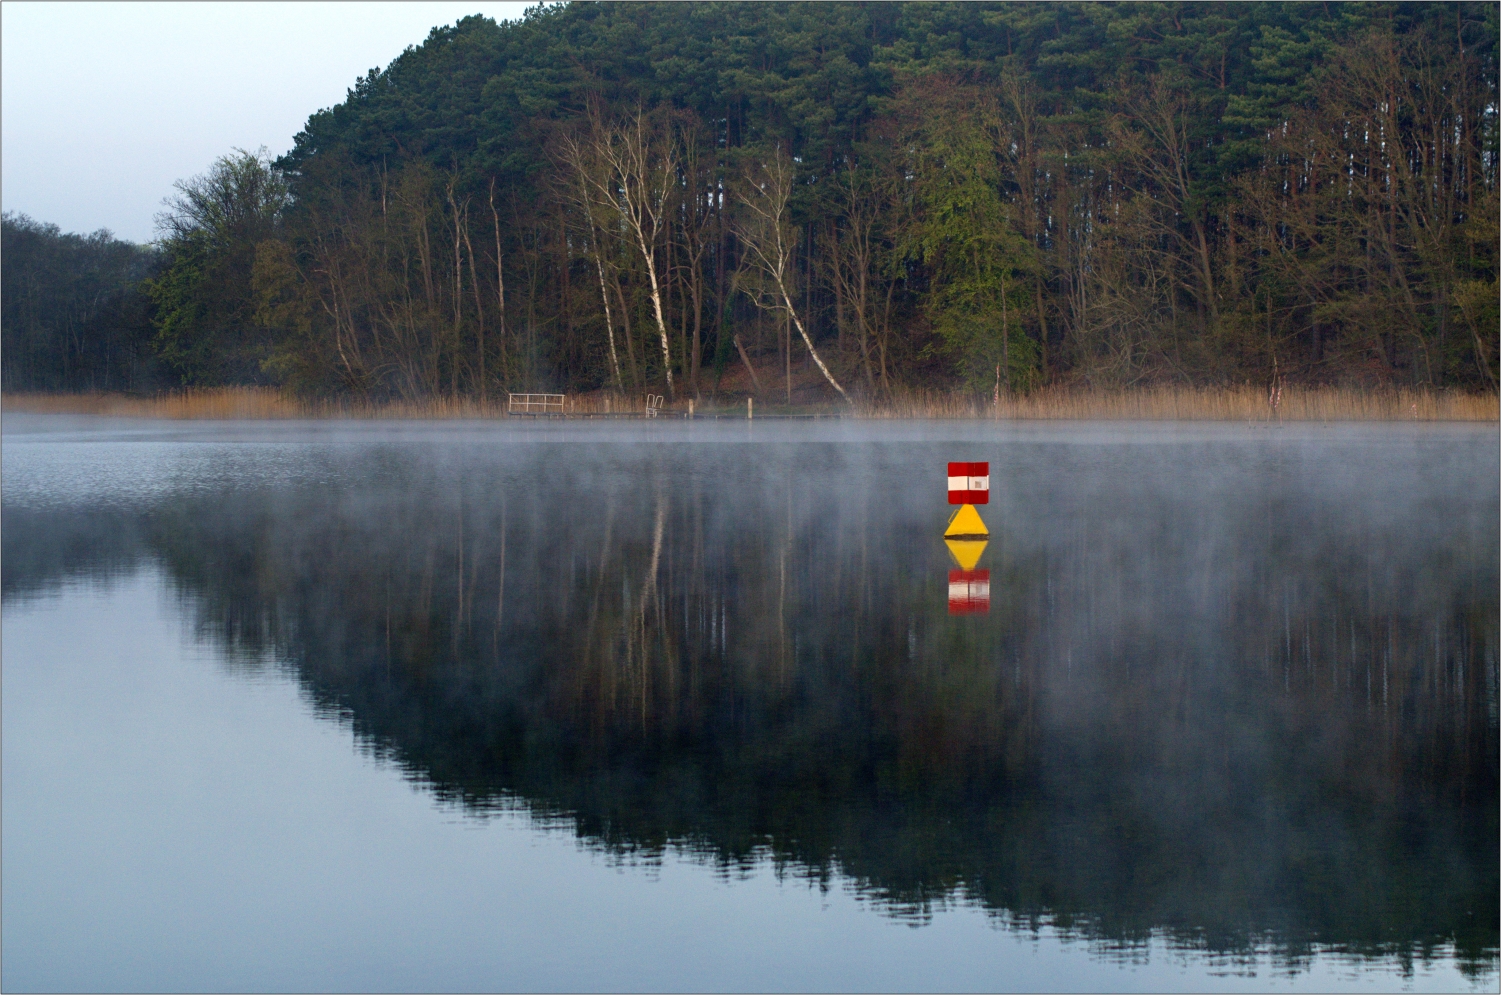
[1112,77,1219,336]
[582,107,678,398]
[488,179,509,388]
[1000,69,1053,376]
[557,129,625,391]
[445,178,468,398]
[824,161,906,395]
[736,146,850,405]
[673,121,715,395]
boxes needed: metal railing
[507,393,566,415]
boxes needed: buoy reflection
[945,539,990,614]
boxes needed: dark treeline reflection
[4,433,1496,972]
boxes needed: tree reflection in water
[4,432,1496,975]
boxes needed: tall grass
[3,384,1496,421]
[866,385,1499,422]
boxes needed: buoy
[947,461,990,505]
[944,503,989,539]
[943,461,990,613]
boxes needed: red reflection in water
[947,569,990,615]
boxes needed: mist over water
[3,415,1497,992]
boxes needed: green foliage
[895,78,1040,391]
[147,149,288,385]
[252,239,330,395]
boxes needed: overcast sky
[2,2,533,243]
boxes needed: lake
[3,414,1496,992]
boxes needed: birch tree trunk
[584,108,678,399]
[557,132,625,391]
[736,146,850,405]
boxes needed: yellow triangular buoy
[945,539,988,571]
[944,503,989,539]
[942,507,990,537]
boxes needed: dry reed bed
[3,386,1496,421]
[872,386,1499,421]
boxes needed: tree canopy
[7,2,1498,397]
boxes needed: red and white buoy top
[947,462,989,505]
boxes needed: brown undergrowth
[869,385,1499,421]
[3,385,1496,421]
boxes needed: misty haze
[2,415,1496,991]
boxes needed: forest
[1,215,161,392]
[5,2,1498,401]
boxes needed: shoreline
[3,385,1497,423]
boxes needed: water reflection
[4,426,1497,978]
[946,539,990,614]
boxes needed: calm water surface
[3,414,1497,992]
